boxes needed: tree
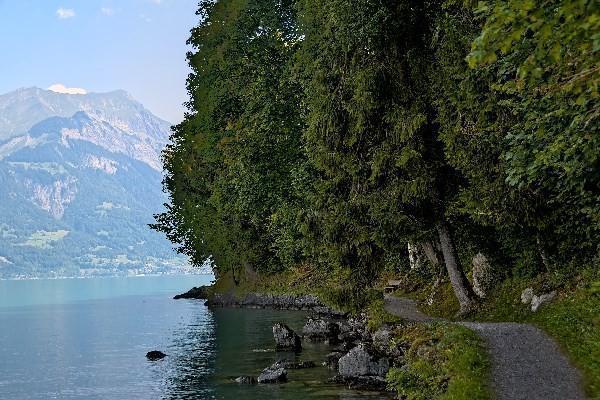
[154,0,308,280]
[296,0,477,312]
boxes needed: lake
[0,275,390,399]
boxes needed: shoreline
[175,286,398,395]
[0,272,213,282]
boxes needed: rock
[531,291,557,312]
[408,242,425,270]
[336,314,368,344]
[302,318,340,342]
[173,286,210,299]
[257,367,287,383]
[521,287,535,304]
[472,253,494,298]
[372,325,393,351]
[272,359,316,369]
[207,292,342,315]
[338,343,389,378]
[272,323,302,351]
[146,350,166,360]
[234,376,256,384]
[371,325,403,359]
[324,351,344,370]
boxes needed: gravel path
[384,296,587,400]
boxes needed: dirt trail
[384,296,587,400]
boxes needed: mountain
[0,87,193,279]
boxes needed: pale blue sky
[0,0,199,123]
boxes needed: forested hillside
[154,0,598,311]
[0,88,190,278]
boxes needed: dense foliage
[154,0,599,307]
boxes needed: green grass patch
[365,298,402,331]
[386,323,490,400]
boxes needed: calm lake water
[0,275,390,399]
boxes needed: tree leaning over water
[154,0,599,310]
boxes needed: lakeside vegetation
[153,0,598,397]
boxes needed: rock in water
[272,323,302,351]
[302,318,340,342]
[271,359,316,369]
[531,291,557,312]
[146,350,167,360]
[521,287,535,304]
[257,367,287,383]
[234,376,256,384]
[338,344,389,378]
[472,253,494,298]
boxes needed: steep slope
[0,88,190,279]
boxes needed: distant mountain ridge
[0,87,171,169]
[0,87,193,279]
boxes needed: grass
[386,323,490,400]
[395,269,600,398]
[365,298,403,331]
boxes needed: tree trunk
[422,240,443,267]
[437,222,476,314]
[536,234,551,272]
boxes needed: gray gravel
[384,296,587,400]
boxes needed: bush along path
[384,296,587,400]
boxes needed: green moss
[387,323,490,400]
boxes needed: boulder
[272,323,302,351]
[521,287,534,304]
[302,318,340,342]
[531,291,557,312]
[372,325,392,351]
[146,350,167,360]
[371,325,403,359]
[234,376,256,384]
[408,242,425,270]
[472,253,494,298]
[257,367,287,384]
[336,314,369,344]
[338,344,389,378]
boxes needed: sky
[0,0,199,123]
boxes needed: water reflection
[163,301,217,399]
